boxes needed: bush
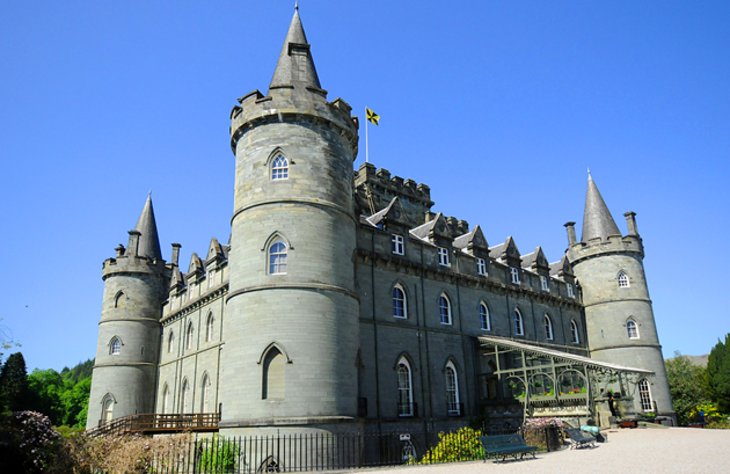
[420,426,484,464]
[0,411,71,474]
[197,435,240,473]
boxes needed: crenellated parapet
[102,231,167,281]
[567,233,644,265]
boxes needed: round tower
[566,175,674,422]
[219,8,360,435]
[86,196,168,429]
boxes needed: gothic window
[540,275,549,292]
[618,271,630,288]
[200,373,211,412]
[570,319,580,344]
[510,267,520,284]
[268,240,288,275]
[114,291,125,308]
[438,247,450,267]
[180,378,190,413]
[476,258,487,276]
[167,331,175,354]
[513,308,524,336]
[627,319,640,339]
[101,395,114,424]
[544,314,554,341]
[392,284,407,319]
[207,271,214,289]
[479,302,490,331]
[262,346,286,400]
[638,379,653,411]
[109,336,122,355]
[392,234,405,255]
[271,154,288,180]
[186,322,194,351]
[397,357,413,417]
[205,313,215,342]
[445,361,460,416]
[439,294,452,325]
[161,384,170,413]
[567,283,575,298]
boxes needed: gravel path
[341,427,730,474]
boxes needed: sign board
[399,433,411,441]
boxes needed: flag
[366,107,380,125]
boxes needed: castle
[86,8,674,437]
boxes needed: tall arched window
[393,284,407,318]
[109,336,122,355]
[544,314,554,340]
[167,331,175,354]
[638,379,653,411]
[101,395,114,424]
[262,346,286,400]
[205,313,215,342]
[513,308,524,336]
[268,240,288,275]
[618,271,630,288]
[180,378,190,413]
[271,155,289,180]
[445,361,460,416]
[479,303,490,331]
[186,322,194,350]
[161,384,170,414]
[570,320,580,343]
[200,373,211,412]
[439,294,452,325]
[627,319,640,339]
[397,357,414,417]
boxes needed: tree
[665,353,710,425]
[707,334,730,413]
[0,352,30,413]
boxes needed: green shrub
[420,426,484,464]
[197,435,239,473]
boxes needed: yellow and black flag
[366,107,380,125]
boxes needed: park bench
[564,428,596,449]
[480,434,538,462]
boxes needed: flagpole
[365,106,370,163]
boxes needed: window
[392,284,407,319]
[513,308,524,336]
[262,346,286,400]
[397,358,414,417]
[101,395,114,424]
[544,314,554,340]
[438,247,450,267]
[540,275,549,292]
[205,313,215,342]
[207,271,214,289]
[180,379,190,413]
[201,374,211,412]
[445,362,460,416]
[271,154,288,180]
[618,271,630,288]
[268,240,288,274]
[510,267,520,284]
[479,303,491,331]
[476,258,487,276]
[161,384,170,414]
[114,291,125,308]
[392,234,405,255]
[167,331,175,354]
[567,283,575,298]
[627,319,640,339]
[439,294,452,325]
[570,320,580,343]
[186,322,194,350]
[638,379,653,411]
[110,336,121,355]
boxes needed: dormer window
[438,247,450,267]
[392,234,405,255]
[567,283,575,298]
[510,267,520,284]
[476,258,487,276]
[540,275,549,292]
[271,154,289,180]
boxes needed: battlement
[102,254,166,279]
[567,234,644,264]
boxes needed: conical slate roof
[269,7,322,92]
[581,174,620,242]
[134,194,162,260]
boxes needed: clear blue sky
[1,1,728,371]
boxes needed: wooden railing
[87,412,220,437]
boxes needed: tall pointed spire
[268,7,322,92]
[581,174,621,242]
[134,194,163,260]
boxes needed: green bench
[564,428,596,449]
[480,434,538,462]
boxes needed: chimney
[127,230,141,256]
[171,243,182,266]
[564,221,577,246]
[624,211,638,236]
[115,244,126,258]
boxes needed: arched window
[205,313,215,342]
[271,154,289,180]
[186,322,194,350]
[544,314,554,340]
[638,379,653,411]
[393,284,407,318]
[618,271,630,288]
[570,320,580,343]
[513,308,524,336]
[200,373,211,412]
[114,291,125,308]
[445,361,461,416]
[167,331,175,354]
[479,303,490,331]
[262,346,286,400]
[101,395,114,424]
[161,384,170,414]
[109,336,122,355]
[439,294,452,325]
[627,319,640,339]
[268,240,288,275]
[397,357,414,417]
[180,378,190,413]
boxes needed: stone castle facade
[87,9,674,435]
